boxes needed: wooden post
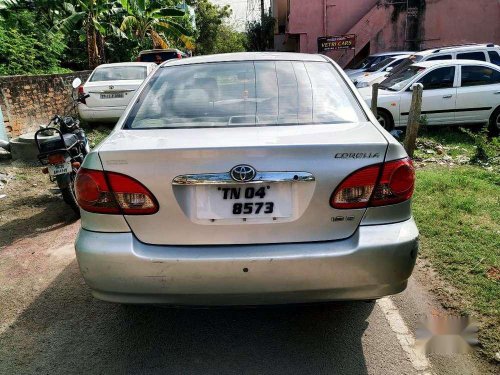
[370,83,379,117]
[403,83,423,158]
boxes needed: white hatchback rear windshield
[124,61,366,129]
[90,66,147,82]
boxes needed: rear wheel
[488,107,500,137]
[56,173,80,217]
[376,109,394,131]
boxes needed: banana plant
[56,0,125,69]
[117,0,193,50]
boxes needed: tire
[376,109,394,131]
[488,107,500,137]
[56,173,80,217]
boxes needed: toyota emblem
[230,165,256,182]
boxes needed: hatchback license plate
[100,93,124,99]
[196,184,292,220]
[48,161,72,176]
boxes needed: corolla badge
[230,165,256,182]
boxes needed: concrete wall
[276,0,500,65]
[0,71,91,138]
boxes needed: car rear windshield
[124,61,366,129]
[90,66,147,82]
[139,52,178,62]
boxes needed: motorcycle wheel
[56,173,80,217]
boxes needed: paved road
[0,222,493,375]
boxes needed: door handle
[442,94,453,99]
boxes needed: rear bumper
[77,104,125,122]
[75,218,419,305]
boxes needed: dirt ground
[0,160,497,374]
[0,160,79,249]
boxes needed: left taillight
[78,85,87,104]
[330,157,415,209]
[75,168,159,215]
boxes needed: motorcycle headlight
[356,81,370,88]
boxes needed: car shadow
[0,260,373,374]
[0,194,78,248]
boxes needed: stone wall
[0,71,92,137]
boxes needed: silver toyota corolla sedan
[74,52,418,305]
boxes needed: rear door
[84,65,148,108]
[400,66,457,125]
[455,64,500,124]
[97,59,390,246]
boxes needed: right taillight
[330,158,415,209]
[75,168,159,215]
[370,158,415,206]
[78,85,86,104]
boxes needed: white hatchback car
[78,62,157,123]
[359,60,500,134]
[74,52,419,305]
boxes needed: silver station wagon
[74,52,419,305]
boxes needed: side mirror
[385,67,393,72]
[72,78,82,89]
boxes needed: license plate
[48,161,72,176]
[100,93,124,99]
[196,183,292,220]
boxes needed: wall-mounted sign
[318,34,356,52]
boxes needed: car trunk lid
[84,80,142,108]
[97,122,388,245]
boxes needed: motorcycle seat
[39,133,79,153]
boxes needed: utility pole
[260,0,265,50]
[260,0,265,24]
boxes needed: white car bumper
[78,104,126,123]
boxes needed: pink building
[272,0,500,67]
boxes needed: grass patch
[413,165,500,359]
[82,124,113,149]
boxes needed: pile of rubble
[414,139,470,168]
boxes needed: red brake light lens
[330,158,415,209]
[75,168,159,215]
[370,158,415,206]
[330,165,380,209]
[78,85,86,104]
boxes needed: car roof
[413,44,499,56]
[370,51,413,57]
[160,52,328,67]
[413,59,499,69]
[95,62,155,68]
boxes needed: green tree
[57,0,123,69]
[117,0,192,51]
[213,24,246,54]
[189,0,231,55]
[246,12,275,51]
[0,9,68,75]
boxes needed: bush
[0,11,69,76]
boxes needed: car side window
[487,51,500,66]
[460,65,500,87]
[417,67,456,90]
[456,51,486,61]
[426,55,452,61]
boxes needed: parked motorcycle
[35,78,90,216]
